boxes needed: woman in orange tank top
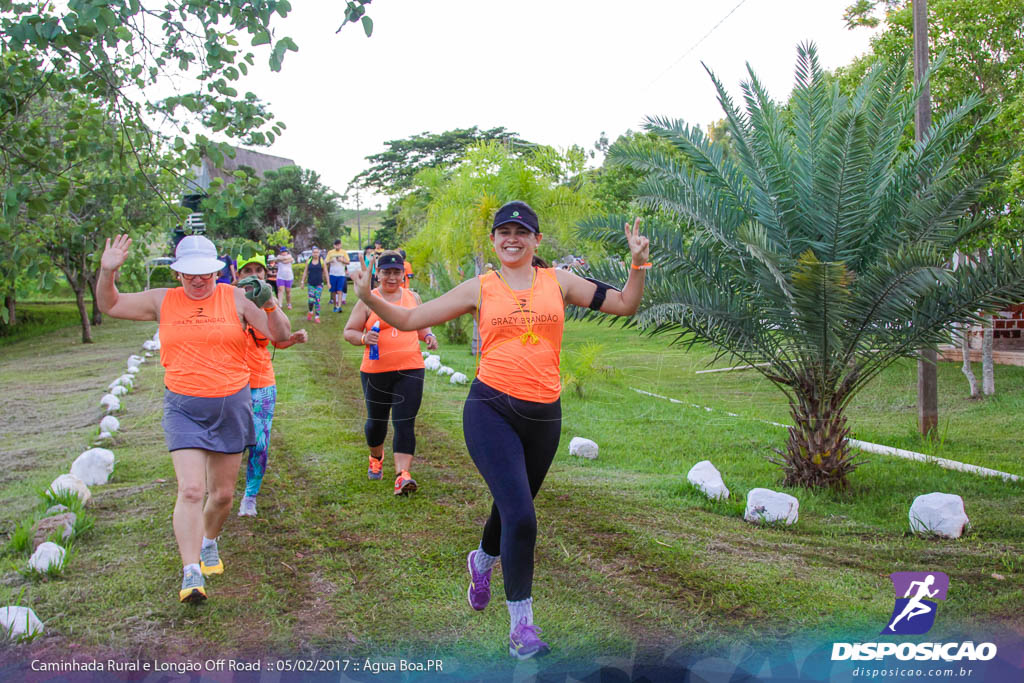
[344,251,438,496]
[352,202,649,660]
[97,234,292,605]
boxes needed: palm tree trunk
[781,385,860,489]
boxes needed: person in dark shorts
[97,234,292,603]
[351,202,648,660]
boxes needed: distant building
[173,147,296,250]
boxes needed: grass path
[0,307,1021,674]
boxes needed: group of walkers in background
[98,201,649,661]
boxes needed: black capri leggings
[360,369,425,454]
[462,378,561,602]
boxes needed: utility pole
[354,190,362,248]
[914,0,938,438]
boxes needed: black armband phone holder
[584,277,620,311]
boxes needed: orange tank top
[476,268,564,402]
[159,284,251,397]
[361,288,426,373]
[245,327,275,389]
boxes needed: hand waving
[625,218,650,267]
[101,235,133,272]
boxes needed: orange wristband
[631,262,652,270]
[263,304,277,312]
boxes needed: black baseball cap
[492,201,539,233]
[376,252,404,270]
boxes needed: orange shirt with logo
[361,288,426,373]
[476,268,564,403]
[159,284,251,397]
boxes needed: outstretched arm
[351,261,478,330]
[558,218,649,315]
[96,235,164,321]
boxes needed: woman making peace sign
[351,201,649,659]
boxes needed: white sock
[201,536,217,549]
[184,563,200,575]
[473,544,499,573]
[507,598,534,633]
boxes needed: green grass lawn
[0,312,1020,674]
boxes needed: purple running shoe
[509,618,550,660]
[466,550,492,611]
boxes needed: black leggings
[462,379,561,602]
[360,369,425,454]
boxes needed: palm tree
[581,44,1024,489]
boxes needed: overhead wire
[643,0,751,91]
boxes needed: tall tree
[351,127,537,197]
[404,141,594,276]
[244,166,344,250]
[585,44,1024,489]
[842,0,1024,241]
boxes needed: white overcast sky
[239,0,877,206]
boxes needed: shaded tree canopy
[841,0,1024,242]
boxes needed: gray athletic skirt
[162,385,256,454]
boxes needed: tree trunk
[3,293,15,326]
[982,313,994,395]
[778,384,861,489]
[958,321,979,398]
[73,284,93,344]
[87,273,102,326]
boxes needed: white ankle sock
[473,545,499,573]
[507,597,534,633]
[201,536,217,549]
[184,563,200,575]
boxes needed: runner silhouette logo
[882,571,949,635]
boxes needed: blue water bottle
[368,321,380,360]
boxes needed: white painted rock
[100,394,120,412]
[144,352,153,358]
[71,448,115,486]
[450,372,469,385]
[111,385,128,397]
[687,460,730,501]
[909,492,969,539]
[29,542,66,573]
[108,378,124,391]
[422,351,430,358]
[94,432,112,444]
[128,354,145,365]
[100,415,120,433]
[49,474,91,505]
[0,606,44,641]
[112,374,134,389]
[424,355,441,371]
[44,504,70,516]
[568,437,599,460]
[142,340,158,351]
[744,488,799,525]
[125,366,139,375]
[438,365,455,376]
